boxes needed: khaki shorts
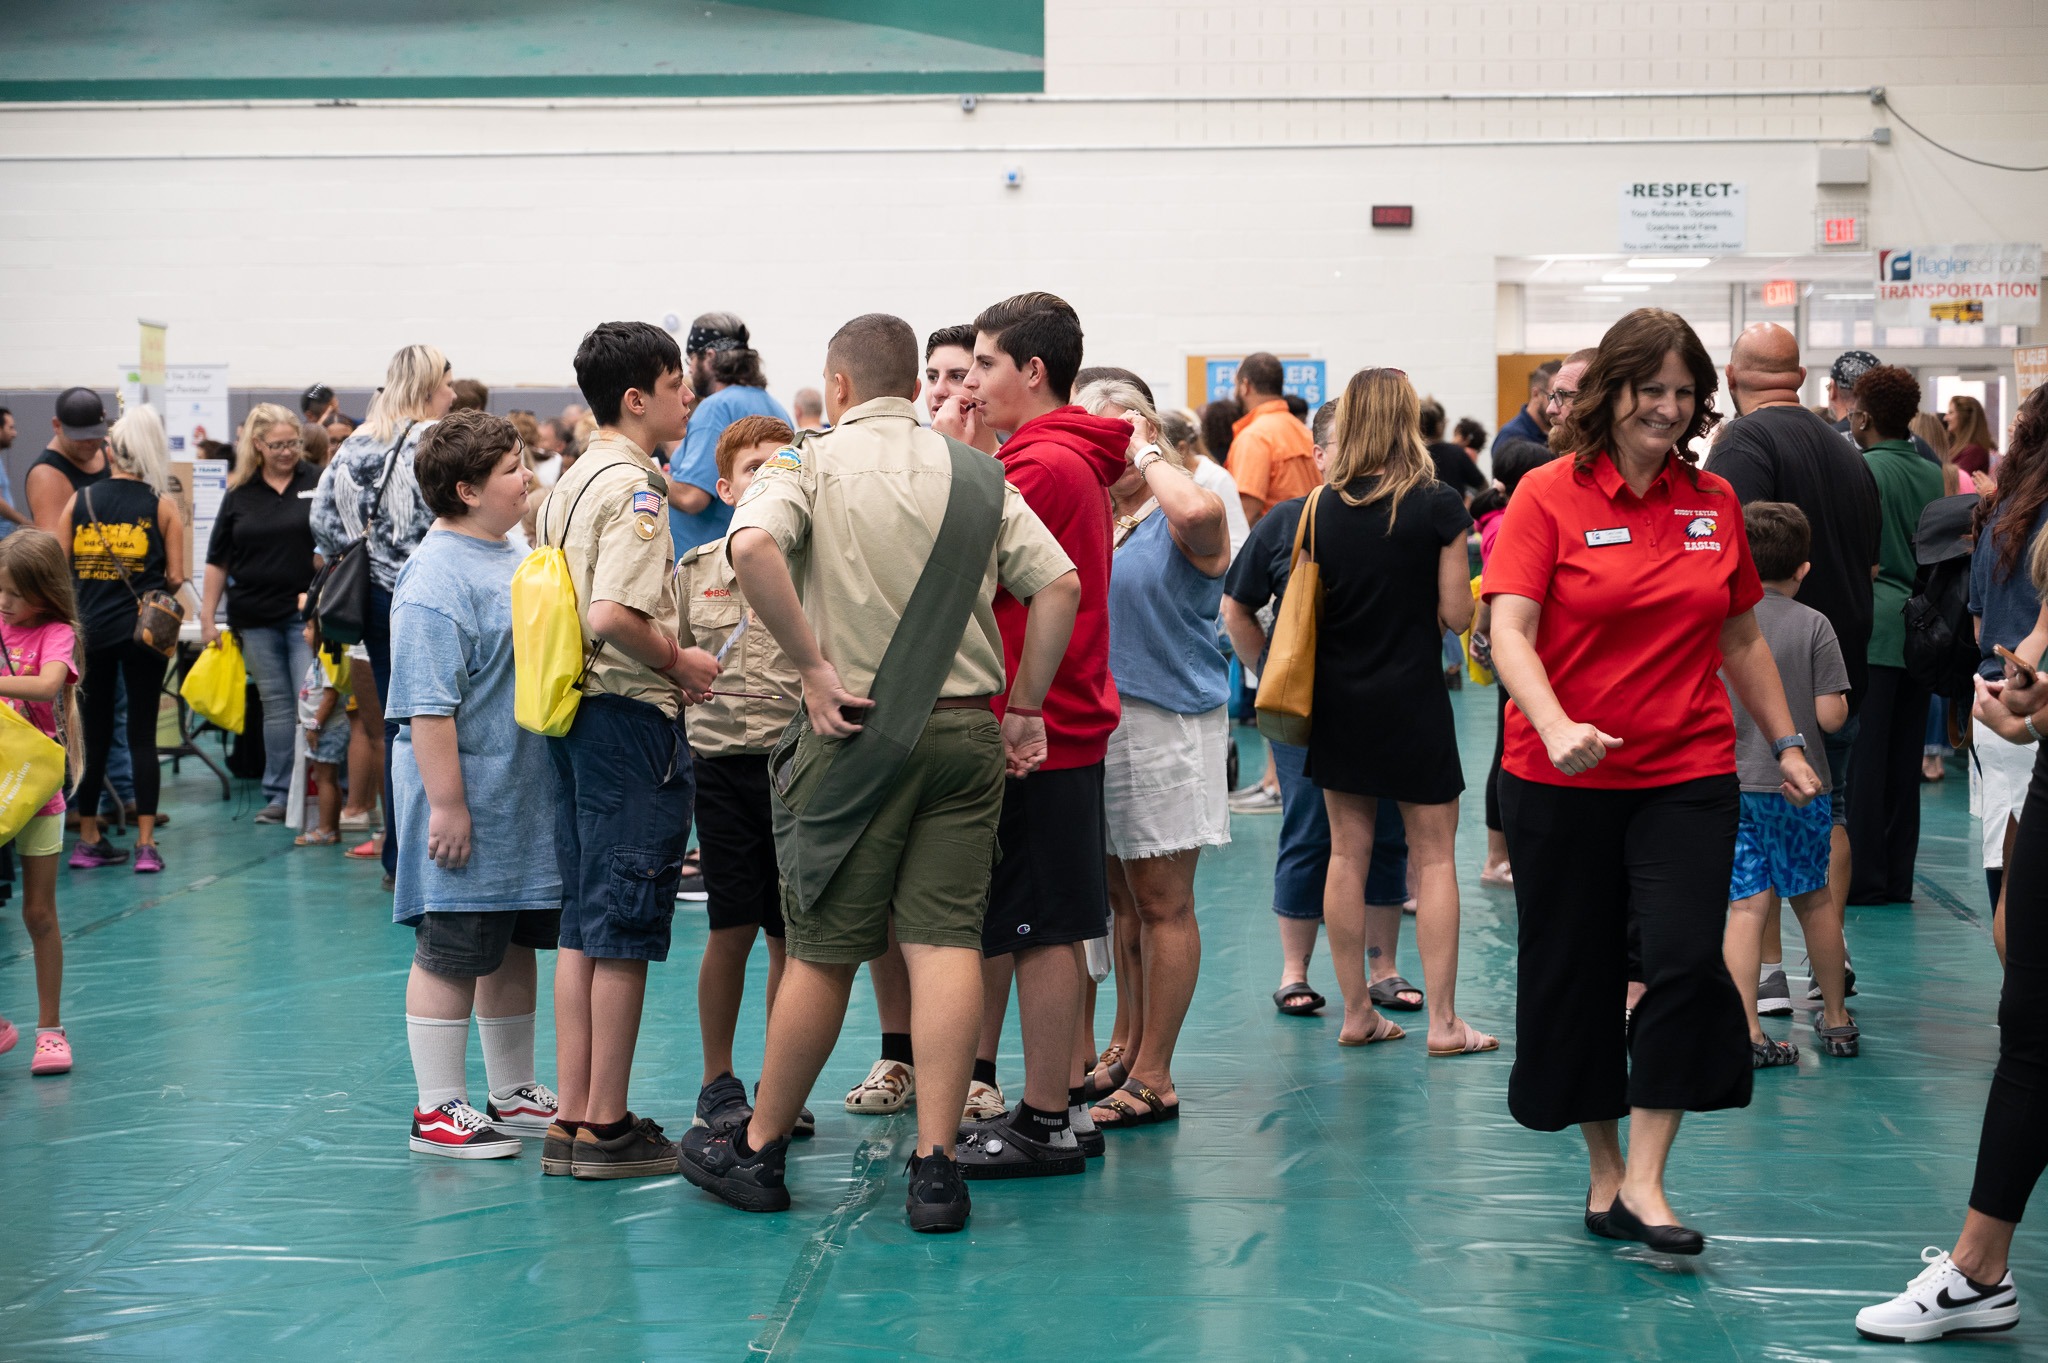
[779,709,1004,964]
[12,812,61,859]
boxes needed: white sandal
[843,1058,914,1114]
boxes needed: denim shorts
[550,694,695,962]
[307,714,349,766]
[413,909,562,978]
[1271,740,1408,919]
[1729,790,1833,902]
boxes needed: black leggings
[1485,683,1509,833]
[1847,664,1928,904]
[79,641,169,820]
[1500,770,1751,1131]
[1970,744,2048,1223]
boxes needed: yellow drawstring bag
[180,630,248,734]
[513,464,628,737]
[1464,574,1495,685]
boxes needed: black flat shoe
[1604,1195,1705,1255]
[1584,1188,1626,1241]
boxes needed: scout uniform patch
[632,487,663,540]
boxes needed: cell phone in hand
[1994,644,2038,686]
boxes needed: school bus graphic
[1929,299,1985,324]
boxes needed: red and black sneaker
[410,1099,521,1159]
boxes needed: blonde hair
[1327,367,1433,522]
[106,404,171,497]
[1074,379,1183,468]
[364,344,451,442]
[0,530,87,781]
[231,403,302,488]
[1950,394,1997,455]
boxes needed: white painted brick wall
[0,0,2040,427]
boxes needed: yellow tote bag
[1255,485,1324,747]
[1464,574,1495,685]
[0,702,66,845]
[180,630,247,734]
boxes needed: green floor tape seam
[1914,871,1986,931]
[745,1114,908,1360]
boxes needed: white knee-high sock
[477,1011,537,1099]
[407,1014,470,1110]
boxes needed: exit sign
[1762,279,1799,309]
[1822,214,1861,246]
[1372,204,1413,228]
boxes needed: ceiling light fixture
[1629,257,1712,269]
[1605,271,1675,283]
[1586,284,1651,293]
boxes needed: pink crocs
[30,1029,72,1075]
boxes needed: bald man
[1707,322,1883,1006]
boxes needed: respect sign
[1618,181,1746,252]
[1875,243,2042,326]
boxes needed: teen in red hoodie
[939,292,1131,1177]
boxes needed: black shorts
[412,909,562,978]
[693,751,784,938]
[982,762,1109,957]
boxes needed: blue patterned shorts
[1729,790,1832,902]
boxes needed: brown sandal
[1091,1080,1179,1128]
[1081,1044,1128,1103]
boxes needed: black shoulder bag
[314,421,415,646]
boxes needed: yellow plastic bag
[511,545,587,737]
[1463,574,1495,686]
[180,630,247,734]
[320,643,350,694]
[0,702,65,845]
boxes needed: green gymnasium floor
[0,688,2030,1361]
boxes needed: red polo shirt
[1483,451,1763,789]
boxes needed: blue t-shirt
[1108,511,1229,715]
[0,460,17,541]
[386,529,560,920]
[1969,502,2048,680]
[668,385,791,552]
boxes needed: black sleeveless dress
[69,479,168,654]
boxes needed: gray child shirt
[1726,586,1851,795]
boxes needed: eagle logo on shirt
[1685,516,1717,539]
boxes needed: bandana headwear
[687,323,747,356]
[1830,350,1881,386]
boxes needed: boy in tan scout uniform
[673,414,812,1138]
[677,313,1081,1234]
[541,322,721,1182]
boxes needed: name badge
[1584,527,1631,547]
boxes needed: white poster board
[1875,244,2043,327]
[188,459,229,569]
[1618,181,1746,253]
[161,364,231,457]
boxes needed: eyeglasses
[1547,388,1580,406]
[257,439,300,454]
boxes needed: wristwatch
[1133,444,1165,474]
[1771,733,1807,756]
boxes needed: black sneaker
[1804,954,1858,1001]
[955,1113,1085,1180]
[1756,968,1793,1017]
[676,851,708,903]
[754,1081,816,1140]
[905,1151,971,1233]
[678,1126,791,1212]
[570,1114,679,1180]
[694,1072,753,1133]
[541,1121,577,1176]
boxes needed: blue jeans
[238,622,314,807]
[551,695,694,962]
[1271,740,1408,918]
[98,689,136,814]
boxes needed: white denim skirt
[1103,699,1231,861]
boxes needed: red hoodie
[992,406,1128,771]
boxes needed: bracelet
[662,638,681,675]
[1007,703,1044,718]
[2027,715,2044,745]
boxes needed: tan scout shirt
[544,431,685,717]
[675,535,801,755]
[725,396,1074,702]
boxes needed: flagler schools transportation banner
[1876,243,2042,327]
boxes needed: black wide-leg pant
[1501,770,1752,1132]
[1971,743,2048,1223]
[1847,663,1928,905]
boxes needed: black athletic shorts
[981,761,1109,957]
[412,909,561,978]
[693,751,785,938]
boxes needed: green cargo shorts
[777,708,1004,964]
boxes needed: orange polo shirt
[1227,399,1318,508]
[1482,451,1763,790]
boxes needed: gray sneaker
[254,803,288,825]
[1756,968,1793,1017]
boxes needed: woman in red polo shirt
[1486,308,1821,1257]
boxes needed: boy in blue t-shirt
[1721,501,1860,1066]
[389,410,562,1160]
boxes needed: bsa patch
[633,512,659,541]
[762,446,803,473]
[632,489,663,517]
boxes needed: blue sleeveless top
[1107,510,1228,715]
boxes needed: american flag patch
[632,489,663,516]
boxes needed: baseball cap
[1830,350,1881,387]
[55,386,108,441]
[300,383,335,411]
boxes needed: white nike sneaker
[1855,1247,2020,1343]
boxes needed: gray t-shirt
[1727,587,1850,794]
[386,529,561,919]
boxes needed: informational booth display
[1618,180,1746,253]
[184,458,229,569]
[1875,243,2043,327]
[2018,345,2048,403]
[1185,355,1328,409]
[161,364,231,457]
